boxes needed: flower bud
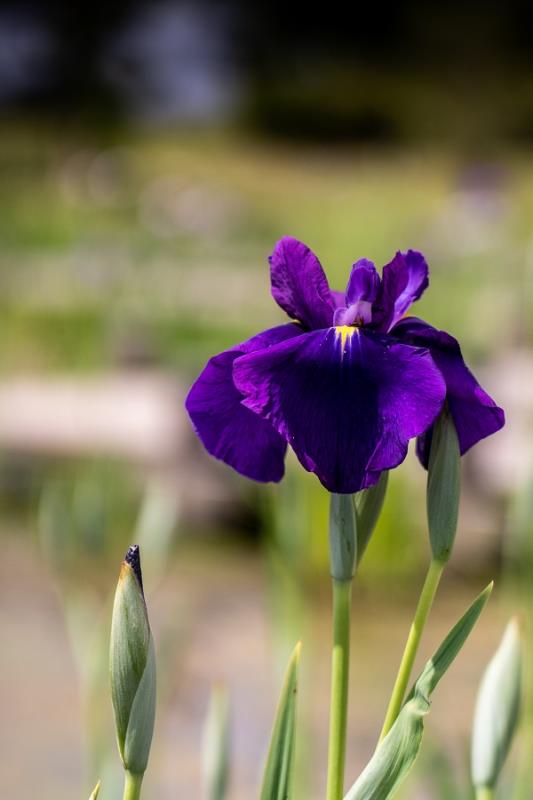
[426,409,460,563]
[110,545,156,776]
[471,617,523,791]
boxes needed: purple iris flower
[186,237,504,493]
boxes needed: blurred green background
[0,2,532,799]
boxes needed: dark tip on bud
[125,544,144,596]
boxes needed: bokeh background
[0,2,532,798]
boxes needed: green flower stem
[379,557,445,741]
[475,788,494,800]
[123,771,143,800]
[326,578,352,800]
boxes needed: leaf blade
[260,642,302,800]
[203,683,230,800]
[344,583,492,800]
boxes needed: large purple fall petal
[233,327,446,493]
[392,317,505,467]
[375,250,429,331]
[269,237,335,329]
[185,324,303,482]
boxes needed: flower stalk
[123,771,144,800]
[326,578,353,800]
[378,557,445,741]
[326,494,357,800]
[475,789,494,800]
[379,410,460,741]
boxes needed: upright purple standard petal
[269,237,335,329]
[185,324,303,482]
[345,259,381,306]
[233,327,446,493]
[334,259,381,327]
[392,317,505,467]
[375,250,429,331]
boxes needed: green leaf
[203,684,230,800]
[354,471,388,566]
[427,409,460,563]
[88,780,101,799]
[410,581,494,701]
[260,642,302,800]
[344,583,492,800]
[471,617,523,791]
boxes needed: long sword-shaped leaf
[203,683,230,800]
[260,642,302,800]
[344,582,493,800]
[88,780,101,800]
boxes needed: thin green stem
[122,771,143,800]
[379,557,445,741]
[475,787,494,800]
[326,578,352,800]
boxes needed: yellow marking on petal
[335,325,359,360]
[335,325,355,348]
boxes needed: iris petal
[334,259,381,326]
[345,258,380,306]
[185,324,303,482]
[233,327,446,493]
[392,317,505,467]
[269,237,335,329]
[375,250,429,331]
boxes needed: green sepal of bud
[427,408,460,563]
[471,617,523,791]
[110,546,156,776]
[354,471,388,567]
[329,493,357,581]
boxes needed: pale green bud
[110,545,156,776]
[427,409,460,563]
[471,617,523,791]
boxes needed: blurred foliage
[0,121,531,379]
[0,119,529,799]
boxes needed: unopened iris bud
[426,408,460,563]
[110,545,156,779]
[471,617,523,793]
